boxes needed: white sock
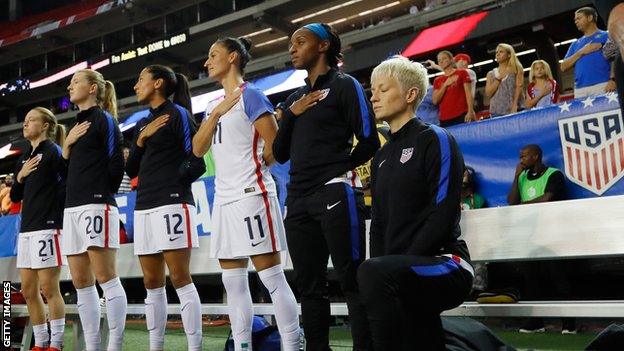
[100,277,127,351]
[176,283,202,351]
[222,268,253,351]
[145,286,167,350]
[49,318,65,349]
[76,285,101,350]
[258,265,300,351]
[32,323,49,348]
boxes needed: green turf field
[59,323,354,350]
[55,323,597,351]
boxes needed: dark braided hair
[320,23,342,68]
[215,37,252,74]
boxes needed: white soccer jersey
[206,83,277,204]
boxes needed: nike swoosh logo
[139,125,147,131]
[169,236,180,242]
[41,257,52,262]
[89,235,98,239]
[251,242,262,247]
[269,287,278,295]
[107,296,122,302]
[379,159,386,168]
[326,201,341,210]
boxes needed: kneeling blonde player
[12,107,66,351]
[63,69,127,351]
[359,56,474,350]
[126,64,205,351]
[193,37,300,351]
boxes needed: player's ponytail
[31,107,66,147]
[173,72,192,113]
[103,80,118,118]
[145,65,192,112]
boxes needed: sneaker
[561,318,577,334]
[519,326,546,333]
[476,288,519,303]
[31,347,47,351]
[519,319,546,333]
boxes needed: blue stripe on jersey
[349,76,371,138]
[104,111,115,158]
[410,258,459,277]
[430,125,450,205]
[344,183,360,261]
[54,144,63,182]
[174,104,192,153]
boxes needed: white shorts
[134,203,199,255]
[210,195,286,259]
[17,229,66,269]
[62,204,120,255]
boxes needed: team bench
[6,195,624,350]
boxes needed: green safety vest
[518,167,558,202]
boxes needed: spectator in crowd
[461,166,485,210]
[454,53,477,99]
[507,144,576,334]
[594,0,624,117]
[485,43,524,117]
[432,50,475,127]
[416,85,439,125]
[561,6,615,97]
[461,166,487,295]
[1,175,15,215]
[0,180,8,215]
[117,146,132,194]
[525,60,559,109]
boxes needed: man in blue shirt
[561,7,616,97]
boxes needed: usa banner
[447,93,623,206]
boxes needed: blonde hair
[76,69,118,118]
[437,50,456,68]
[528,60,554,83]
[497,43,523,74]
[371,55,429,111]
[31,107,66,147]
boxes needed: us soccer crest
[558,109,624,195]
[400,147,413,163]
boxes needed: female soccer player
[126,64,205,351]
[12,107,66,351]
[272,23,380,350]
[63,69,126,351]
[360,55,473,350]
[192,37,300,351]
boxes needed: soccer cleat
[561,318,577,334]
[30,347,47,351]
[519,326,546,333]
[518,318,546,333]
[47,347,63,351]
